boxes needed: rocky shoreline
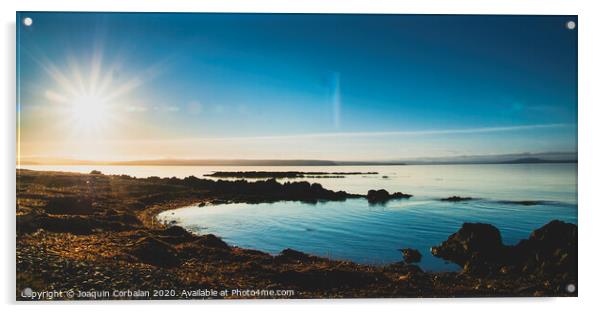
[16,169,577,299]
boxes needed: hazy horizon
[17,13,577,162]
[18,151,577,167]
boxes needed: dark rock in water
[400,248,422,263]
[431,222,506,274]
[432,222,504,262]
[195,234,230,250]
[370,189,390,201]
[431,220,577,278]
[440,196,474,202]
[181,176,363,203]
[367,189,412,204]
[391,192,413,199]
[367,189,390,203]
[128,237,180,267]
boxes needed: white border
[2,0,601,312]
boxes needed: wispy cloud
[203,123,572,141]
[22,123,575,161]
[106,123,570,145]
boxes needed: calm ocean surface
[25,164,577,271]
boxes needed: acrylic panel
[16,12,577,300]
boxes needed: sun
[41,86,119,160]
[39,47,157,141]
[67,94,111,136]
[31,44,163,160]
[40,55,123,139]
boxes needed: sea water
[26,164,577,271]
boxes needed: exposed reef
[367,189,412,204]
[440,196,475,202]
[181,176,363,204]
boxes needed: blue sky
[17,13,577,161]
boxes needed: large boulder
[367,189,390,203]
[367,189,412,204]
[515,220,577,278]
[431,223,508,274]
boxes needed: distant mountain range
[397,152,577,165]
[19,158,406,166]
[19,152,576,166]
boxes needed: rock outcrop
[440,196,474,202]
[431,220,577,279]
[366,189,412,204]
[514,220,577,278]
[195,234,231,250]
[182,176,362,203]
